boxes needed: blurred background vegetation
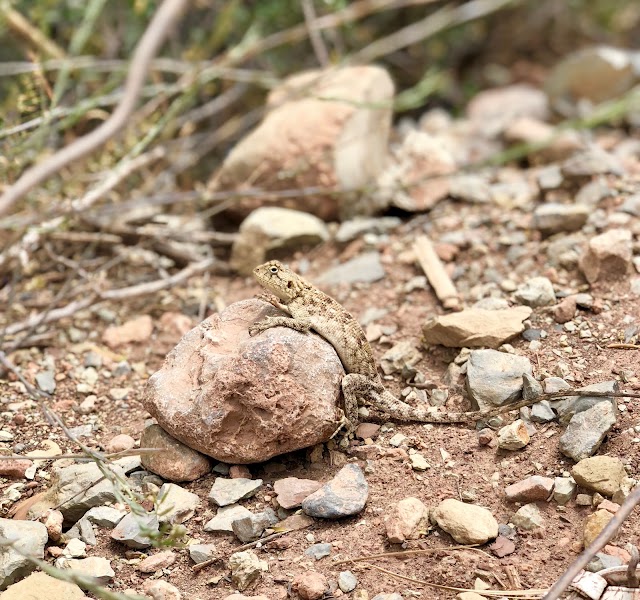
[1,0,639,194]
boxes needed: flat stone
[35,371,56,394]
[0,519,47,589]
[531,203,589,234]
[209,478,263,507]
[317,252,385,285]
[156,482,200,524]
[83,506,126,528]
[505,476,554,502]
[553,381,619,424]
[102,315,153,349]
[140,424,212,482]
[337,570,358,593]
[572,456,626,497]
[137,550,176,573]
[56,556,114,585]
[431,498,498,544]
[273,478,322,510]
[423,307,532,348]
[0,459,33,479]
[204,504,252,533]
[302,464,368,519]
[530,401,556,423]
[304,543,332,560]
[110,512,159,549]
[559,401,618,461]
[335,217,401,243]
[466,349,532,408]
[0,571,85,600]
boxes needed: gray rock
[156,483,200,524]
[531,203,589,234]
[317,252,385,285]
[338,570,358,592]
[579,228,632,283]
[379,340,421,375]
[466,349,532,408]
[511,503,544,530]
[559,401,618,461]
[55,556,114,585]
[203,504,252,533]
[448,174,491,203]
[209,478,263,507]
[228,550,267,591]
[522,373,543,402]
[553,381,619,424]
[586,552,624,572]
[372,594,403,600]
[35,371,56,394]
[0,519,47,590]
[65,516,96,546]
[231,207,329,275]
[530,401,556,423]
[562,147,624,179]
[302,464,368,519]
[514,277,556,307]
[553,477,577,505]
[536,165,563,190]
[304,542,332,560]
[83,506,126,528]
[26,461,127,524]
[620,193,640,216]
[189,543,216,564]
[231,509,278,543]
[110,512,159,549]
[543,377,571,394]
[335,217,401,242]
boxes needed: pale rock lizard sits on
[249,260,540,432]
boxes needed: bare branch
[0,0,190,216]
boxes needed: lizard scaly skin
[248,260,539,432]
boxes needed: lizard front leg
[248,316,313,337]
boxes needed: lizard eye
[269,266,278,273]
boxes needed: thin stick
[334,544,483,566]
[542,484,640,600]
[0,0,189,216]
[3,4,66,58]
[301,0,330,67]
[0,449,162,461]
[413,235,460,310]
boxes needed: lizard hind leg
[341,372,382,431]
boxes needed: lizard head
[253,260,305,301]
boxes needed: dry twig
[413,234,460,310]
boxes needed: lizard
[247,260,628,432]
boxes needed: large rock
[571,456,627,497]
[230,208,329,275]
[0,519,47,590]
[144,300,343,463]
[209,66,394,221]
[559,401,618,461]
[422,306,532,348]
[466,349,532,408]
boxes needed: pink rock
[385,497,428,544]
[137,550,176,573]
[504,476,554,502]
[273,477,323,510]
[140,425,212,482]
[0,458,32,479]
[210,66,394,222]
[292,571,328,600]
[144,300,344,463]
[103,315,153,349]
[229,465,252,479]
[354,423,380,440]
[105,434,136,454]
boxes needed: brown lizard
[248,260,634,432]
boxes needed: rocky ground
[1,48,640,600]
